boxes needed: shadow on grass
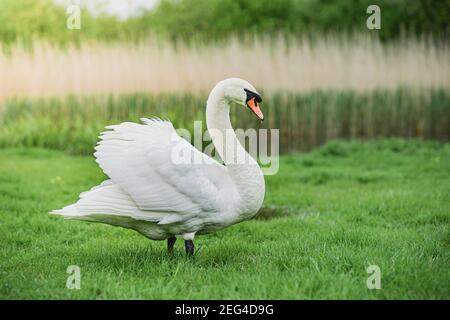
[255,205,319,220]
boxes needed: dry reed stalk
[0,36,449,102]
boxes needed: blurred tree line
[149,0,450,41]
[0,0,448,47]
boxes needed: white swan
[51,78,265,255]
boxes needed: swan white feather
[51,78,265,244]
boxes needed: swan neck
[205,83,265,220]
[206,88,247,165]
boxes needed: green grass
[0,139,449,299]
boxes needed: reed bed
[1,89,448,154]
[1,36,449,102]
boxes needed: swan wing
[93,118,230,222]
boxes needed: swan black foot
[167,236,177,254]
[185,240,195,256]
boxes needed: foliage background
[0,0,449,48]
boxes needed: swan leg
[185,240,195,256]
[167,236,177,254]
[182,232,196,256]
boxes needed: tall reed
[1,36,449,102]
[1,89,448,154]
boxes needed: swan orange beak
[247,97,264,121]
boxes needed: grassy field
[0,139,449,299]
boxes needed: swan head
[216,78,264,121]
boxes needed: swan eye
[244,88,262,103]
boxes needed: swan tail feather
[50,180,165,222]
